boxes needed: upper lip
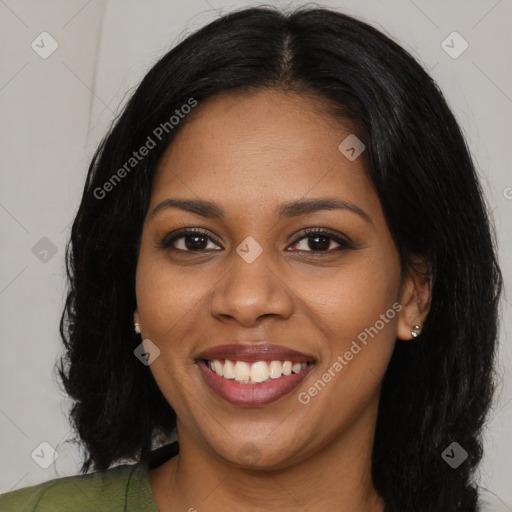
[195,343,316,364]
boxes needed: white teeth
[223,359,235,379]
[233,361,251,382]
[250,361,269,383]
[212,359,223,376]
[205,359,309,383]
[269,360,282,379]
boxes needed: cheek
[292,249,400,349]
[342,257,399,340]
[323,251,400,381]
[293,258,399,426]
[135,251,205,413]
[135,253,210,347]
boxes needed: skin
[134,89,431,512]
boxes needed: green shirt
[0,442,179,511]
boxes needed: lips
[196,343,315,364]
[195,343,316,406]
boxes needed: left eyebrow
[277,198,373,225]
[149,197,373,226]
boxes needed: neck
[149,397,385,512]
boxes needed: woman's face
[135,89,416,468]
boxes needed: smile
[194,343,316,406]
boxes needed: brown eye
[289,228,354,254]
[294,234,338,252]
[158,228,222,252]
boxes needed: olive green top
[0,442,179,512]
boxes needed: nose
[208,244,295,327]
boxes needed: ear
[396,255,432,341]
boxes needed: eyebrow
[149,197,373,225]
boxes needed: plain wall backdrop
[1,0,511,509]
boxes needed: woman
[0,5,503,512]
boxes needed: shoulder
[0,462,147,512]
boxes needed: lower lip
[197,360,315,407]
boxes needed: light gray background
[0,0,511,509]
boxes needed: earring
[410,325,422,338]
[134,322,141,334]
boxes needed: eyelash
[157,227,355,255]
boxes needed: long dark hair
[57,6,503,511]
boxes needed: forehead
[150,89,379,220]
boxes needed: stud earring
[134,322,141,334]
[410,325,422,338]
